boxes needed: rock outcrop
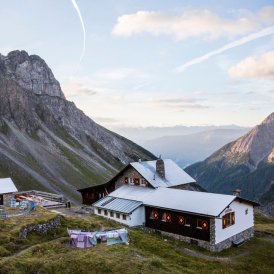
[0,50,64,98]
[0,50,155,204]
[186,112,274,215]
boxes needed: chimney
[156,156,165,179]
[232,189,241,197]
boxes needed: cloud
[177,26,274,72]
[93,117,120,124]
[94,68,150,81]
[154,96,210,111]
[62,81,97,97]
[229,50,274,80]
[258,6,274,23]
[113,9,258,40]
[156,96,206,104]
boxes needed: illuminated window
[222,212,235,229]
[162,213,171,222]
[178,216,185,225]
[124,177,128,184]
[150,210,159,220]
[134,178,140,185]
[197,219,209,230]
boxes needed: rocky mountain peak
[229,113,274,167]
[0,50,65,98]
[262,112,274,125]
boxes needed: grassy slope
[0,208,273,274]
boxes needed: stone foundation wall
[212,227,254,252]
[3,193,14,205]
[142,226,254,252]
[19,217,61,238]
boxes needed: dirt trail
[0,237,68,263]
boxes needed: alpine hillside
[186,112,274,215]
[0,50,155,203]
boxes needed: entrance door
[0,195,3,205]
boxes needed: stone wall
[115,166,150,188]
[212,227,254,252]
[19,217,61,238]
[142,225,254,252]
[3,193,14,206]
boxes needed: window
[197,219,203,229]
[185,216,190,226]
[245,209,248,215]
[222,212,235,229]
[178,216,184,225]
[124,177,128,184]
[134,178,140,185]
[123,214,127,220]
[104,210,108,216]
[110,211,114,217]
[197,219,209,230]
[162,212,172,222]
[150,210,159,220]
[116,213,120,219]
[98,209,101,214]
[140,178,146,186]
[129,178,134,185]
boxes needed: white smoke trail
[71,0,86,61]
[177,26,274,72]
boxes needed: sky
[1,0,274,129]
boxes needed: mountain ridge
[0,50,155,203]
[186,112,274,215]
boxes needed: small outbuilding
[0,178,18,205]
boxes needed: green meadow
[0,207,273,274]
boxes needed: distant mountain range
[186,112,274,215]
[142,128,249,167]
[0,50,155,203]
[115,125,249,144]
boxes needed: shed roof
[0,178,18,194]
[92,195,142,214]
[130,159,196,188]
[109,185,250,217]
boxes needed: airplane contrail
[71,0,86,61]
[177,26,274,72]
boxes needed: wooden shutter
[231,212,235,225]
[222,215,226,229]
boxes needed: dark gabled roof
[77,164,130,193]
[78,159,196,192]
[235,196,260,207]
